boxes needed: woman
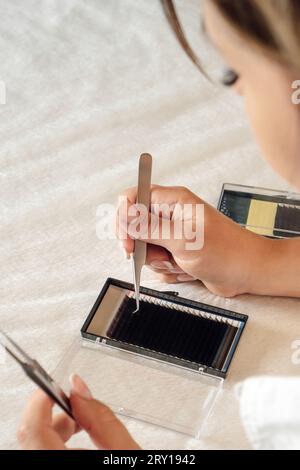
[118,0,300,299]
[19,0,300,449]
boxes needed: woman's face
[203,0,300,189]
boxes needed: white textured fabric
[0,0,300,450]
[236,377,300,450]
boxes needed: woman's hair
[161,0,300,72]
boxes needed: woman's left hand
[17,374,140,450]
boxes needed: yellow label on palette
[246,200,278,236]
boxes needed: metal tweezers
[0,329,73,417]
[132,153,152,313]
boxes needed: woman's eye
[221,69,240,87]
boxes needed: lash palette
[82,278,248,379]
[218,183,300,238]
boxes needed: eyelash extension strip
[81,278,248,379]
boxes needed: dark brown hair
[161,0,300,71]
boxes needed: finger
[52,413,80,442]
[149,265,185,275]
[119,237,134,256]
[150,185,196,207]
[176,274,197,282]
[117,185,191,230]
[154,272,196,284]
[126,210,183,252]
[71,397,140,450]
[116,195,134,254]
[21,390,53,429]
[18,390,66,450]
[119,185,195,207]
[145,244,171,265]
[70,374,140,450]
[117,200,163,254]
[146,245,185,274]
[116,185,195,254]
[154,272,180,284]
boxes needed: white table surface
[1,0,299,450]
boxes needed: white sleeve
[235,376,300,450]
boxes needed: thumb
[69,374,140,450]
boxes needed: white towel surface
[0,0,300,450]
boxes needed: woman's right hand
[116,185,272,297]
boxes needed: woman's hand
[17,374,140,450]
[116,185,274,298]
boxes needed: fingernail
[151,261,174,270]
[177,274,197,282]
[70,374,92,400]
[118,195,127,207]
[150,261,177,274]
[123,248,130,260]
[169,268,184,274]
[118,241,130,260]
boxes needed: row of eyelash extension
[278,203,300,210]
[107,295,239,370]
[108,298,223,368]
[127,291,241,328]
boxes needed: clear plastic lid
[53,336,223,439]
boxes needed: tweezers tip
[132,300,140,314]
